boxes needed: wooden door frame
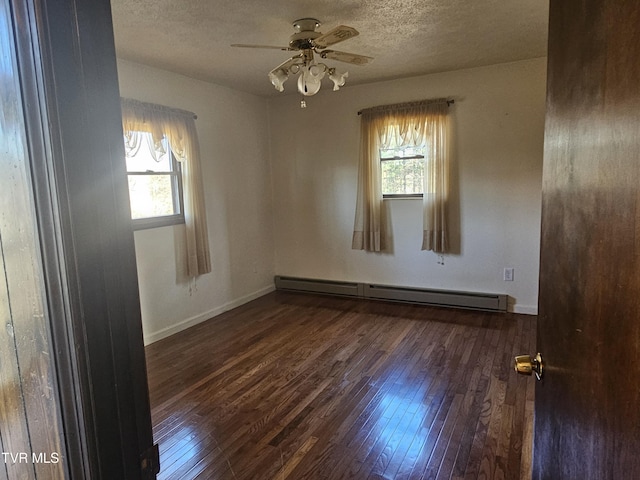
[10,0,157,477]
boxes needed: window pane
[125,132,172,172]
[382,159,424,195]
[381,158,424,195]
[128,174,176,219]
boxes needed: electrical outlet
[504,267,514,281]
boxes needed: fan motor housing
[293,18,320,32]
[289,31,321,50]
[290,18,322,50]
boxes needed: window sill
[132,214,185,231]
[383,194,423,200]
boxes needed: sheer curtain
[352,99,451,253]
[121,98,211,277]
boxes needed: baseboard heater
[274,276,507,312]
[275,275,364,297]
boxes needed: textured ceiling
[110,0,549,97]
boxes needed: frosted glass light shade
[297,64,325,96]
[329,70,349,91]
[268,69,288,92]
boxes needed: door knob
[514,353,544,380]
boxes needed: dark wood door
[535,0,640,478]
[6,0,158,477]
[1,2,67,477]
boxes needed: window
[121,98,211,276]
[380,145,426,197]
[352,98,451,253]
[125,132,185,230]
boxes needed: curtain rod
[357,98,454,116]
[121,97,198,120]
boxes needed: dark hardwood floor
[145,292,535,479]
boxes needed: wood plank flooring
[145,292,535,480]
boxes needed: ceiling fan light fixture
[297,63,326,96]
[289,64,301,75]
[268,68,288,92]
[235,18,371,99]
[329,69,348,91]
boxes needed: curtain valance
[121,98,197,163]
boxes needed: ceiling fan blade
[313,25,359,48]
[320,50,373,65]
[231,44,293,51]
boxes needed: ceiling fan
[232,18,373,97]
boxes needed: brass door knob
[514,353,544,380]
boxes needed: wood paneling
[146,292,534,479]
[536,0,640,478]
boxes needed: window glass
[380,145,426,197]
[128,175,175,219]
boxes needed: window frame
[380,147,426,199]
[126,145,185,230]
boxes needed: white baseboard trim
[512,304,538,315]
[143,284,276,345]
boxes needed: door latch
[514,353,544,380]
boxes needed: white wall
[268,58,547,313]
[117,59,275,344]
